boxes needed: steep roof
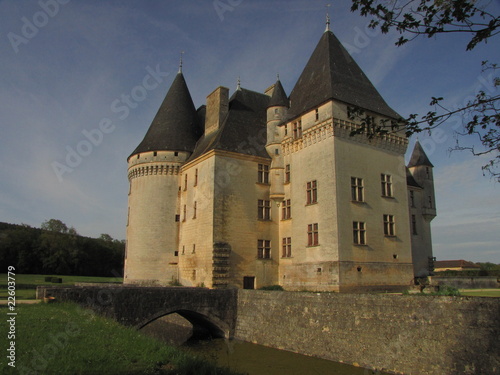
[268,79,289,108]
[406,167,422,188]
[408,140,434,168]
[288,30,400,120]
[130,72,201,157]
[189,88,270,160]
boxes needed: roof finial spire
[178,51,184,73]
[237,76,241,91]
[325,4,331,32]
[276,72,280,81]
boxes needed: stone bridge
[37,286,238,338]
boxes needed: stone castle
[124,24,436,292]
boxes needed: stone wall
[432,276,500,289]
[235,290,500,375]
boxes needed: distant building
[124,24,436,292]
[434,260,480,272]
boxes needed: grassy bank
[4,302,241,375]
[0,274,123,300]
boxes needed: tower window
[285,164,291,183]
[258,164,270,184]
[182,205,186,222]
[193,201,197,219]
[315,108,319,121]
[307,223,319,246]
[410,190,415,208]
[282,199,291,220]
[153,151,157,157]
[353,221,366,245]
[381,174,393,197]
[174,152,178,156]
[194,169,198,186]
[184,174,188,191]
[428,195,433,209]
[192,244,196,254]
[257,240,271,259]
[282,237,292,257]
[258,200,271,220]
[412,215,418,235]
[351,177,364,202]
[383,214,395,236]
[306,180,318,205]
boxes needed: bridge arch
[136,306,230,339]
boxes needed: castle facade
[124,27,436,292]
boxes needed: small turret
[408,141,436,220]
[265,79,289,203]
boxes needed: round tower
[125,71,201,285]
[265,78,289,203]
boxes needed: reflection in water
[185,338,389,375]
[140,313,389,375]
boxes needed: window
[428,195,433,209]
[182,205,187,222]
[381,174,393,197]
[257,240,271,259]
[193,201,197,219]
[282,237,292,257]
[258,164,269,184]
[307,223,319,246]
[182,245,185,255]
[351,177,364,202]
[353,221,366,245]
[315,108,319,121]
[174,152,178,156]
[153,151,157,157]
[412,215,418,235]
[258,200,271,220]
[282,199,291,220]
[410,190,415,207]
[194,169,198,186]
[175,214,180,222]
[293,121,302,139]
[284,125,288,136]
[306,180,318,204]
[383,214,395,236]
[184,174,188,191]
[192,244,196,254]
[426,167,430,179]
[285,164,290,183]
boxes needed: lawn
[2,302,241,375]
[0,273,123,300]
[460,289,500,297]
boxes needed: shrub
[259,285,284,291]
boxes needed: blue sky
[0,0,498,262]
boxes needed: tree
[350,0,500,181]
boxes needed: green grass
[3,302,241,375]
[0,273,123,300]
[460,289,500,297]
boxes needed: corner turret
[408,141,436,220]
[125,71,201,286]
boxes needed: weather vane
[179,51,184,73]
[325,3,331,32]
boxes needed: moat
[141,313,390,375]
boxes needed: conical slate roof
[408,140,434,167]
[268,79,289,108]
[130,72,201,157]
[288,30,400,119]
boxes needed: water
[140,314,389,375]
[185,338,389,375]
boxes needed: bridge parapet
[37,285,238,338]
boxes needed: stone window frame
[351,177,364,202]
[306,180,318,205]
[282,199,291,220]
[307,223,319,246]
[353,221,366,245]
[257,164,270,184]
[383,214,396,237]
[258,199,271,221]
[257,239,271,259]
[381,174,393,197]
[282,237,292,258]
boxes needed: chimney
[205,86,229,135]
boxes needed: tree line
[0,220,124,277]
